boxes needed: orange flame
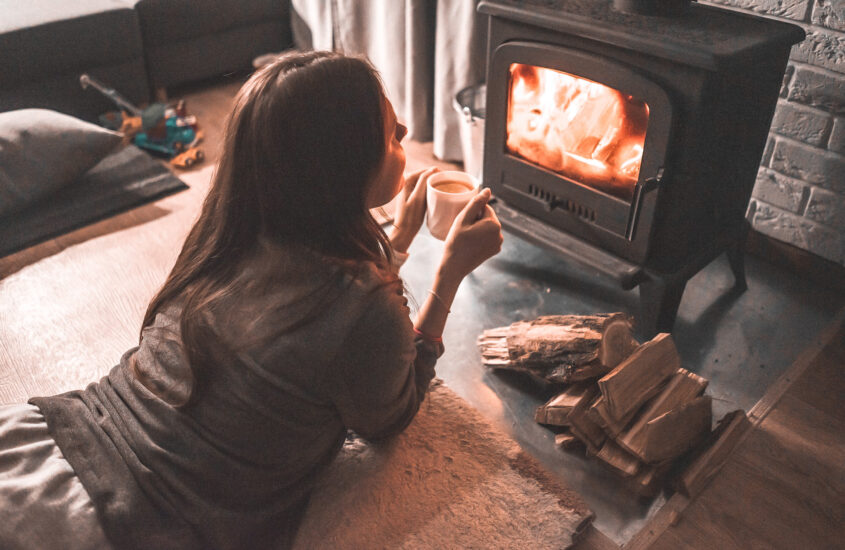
[506,63,649,201]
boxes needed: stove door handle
[626,168,664,241]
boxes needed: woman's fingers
[405,167,437,191]
[412,167,437,198]
[459,188,492,225]
[404,167,429,184]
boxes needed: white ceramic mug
[425,170,480,241]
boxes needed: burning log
[506,63,648,200]
[596,333,680,422]
[478,313,637,384]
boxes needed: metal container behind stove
[453,84,487,183]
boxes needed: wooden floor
[2,76,843,549]
[646,313,845,550]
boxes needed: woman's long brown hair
[140,51,395,405]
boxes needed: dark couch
[0,0,292,122]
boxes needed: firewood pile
[478,313,749,498]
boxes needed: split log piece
[534,382,594,426]
[616,368,709,458]
[597,332,680,422]
[595,439,641,477]
[641,395,713,463]
[589,395,641,438]
[554,431,584,451]
[566,388,606,451]
[584,398,607,430]
[674,409,751,498]
[478,313,637,384]
[626,461,672,498]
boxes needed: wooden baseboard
[745,230,845,293]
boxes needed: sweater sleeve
[327,284,443,441]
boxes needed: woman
[0,51,502,549]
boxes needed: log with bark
[478,313,638,384]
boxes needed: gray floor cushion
[0,144,188,257]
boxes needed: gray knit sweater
[30,243,441,550]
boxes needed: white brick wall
[704,0,845,265]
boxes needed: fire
[506,63,649,201]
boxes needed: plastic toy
[80,74,204,168]
[171,147,205,169]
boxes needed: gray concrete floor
[399,223,844,546]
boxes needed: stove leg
[726,222,750,291]
[637,275,688,339]
[726,243,747,291]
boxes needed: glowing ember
[507,63,649,201]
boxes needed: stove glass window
[507,63,649,201]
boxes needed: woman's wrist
[389,224,415,254]
[414,269,461,341]
[435,258,465,291]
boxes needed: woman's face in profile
[367,97,408,208]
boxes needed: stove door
[484,41,674,263]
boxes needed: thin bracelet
[413,326,443,343]
[427,289,451,313]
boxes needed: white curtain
[290,0,487,162]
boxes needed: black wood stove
[478,0,805,337]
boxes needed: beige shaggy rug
[294,380,593,549]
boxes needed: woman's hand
[413,188,502,341]
[440,188,503,281]
[390,167,438,253]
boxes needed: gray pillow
[0,109,123,217]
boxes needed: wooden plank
[654,443,843,550]
[641,395,712,463]
[650,392,845,550]
[616,368,708,457]
[746,309,845,427]
[630,310,845,550]
[597,333,679,422]
[674,410,750,498]
[623,492,690,550]
[739,395,845,511]
[786,328,845,420]
[570,523,620,550]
